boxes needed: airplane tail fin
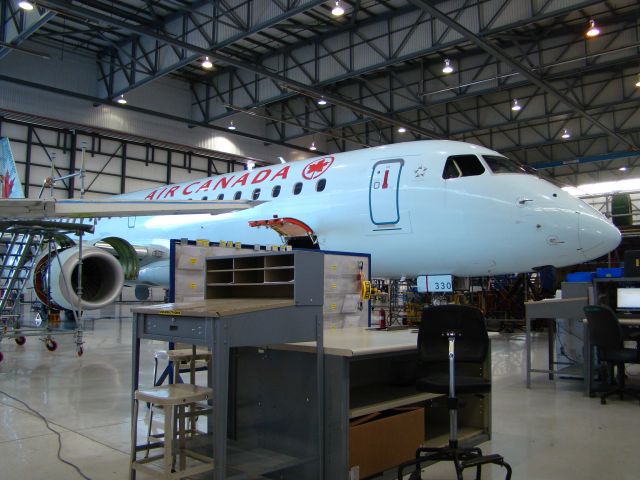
[0,137,25,198]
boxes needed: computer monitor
[616,287,640,311]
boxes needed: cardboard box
[349,407,424,479]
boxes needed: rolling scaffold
[0,139,91,363]
[0,218,92,363]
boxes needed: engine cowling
[33,245,125,311]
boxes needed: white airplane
[1,139,621,311]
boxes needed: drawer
[143,315,207,341]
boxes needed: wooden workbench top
[278,326,418,357]
[132,298,295,317]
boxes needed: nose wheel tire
[77,346,84,357]
[15,336,26,346]
[45,339,58,352]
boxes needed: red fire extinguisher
[379,309,386,329]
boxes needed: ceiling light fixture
[116,94,127,105]
[586,19,600,38]
[18,1,34,10]
[511,99,521,111]
[636,73,640,88]
[201,56,213,69]
[317,97,328,105]
[442,58,454,74]
[310,141,317,151]
[227,121,236,130]
[561,129,571,139]
[619,166,628,172]
[331,1,345,17]
[397,126,407,133]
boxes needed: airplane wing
[0,198,262,220]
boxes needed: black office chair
[397,304,512,480]
[583,305,640,404]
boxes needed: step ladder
[0,137,88,362]
[0,228,44,327]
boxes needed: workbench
[131,297,324,479]
[267,327,491,478]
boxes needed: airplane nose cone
[579,212,621,260]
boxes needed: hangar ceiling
[1,0,639,183]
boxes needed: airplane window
[234,191,241,200]
[442,159,461,179]
[483,155,531,174]
[217,194,224,200]
[316,178,326,192]
[252,188,261,200]
[293,182,303,195]
[272,185,281,197]
[483,155,562,186]
[443,155,485,179]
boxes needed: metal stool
[131,384,214,479]
[147,348,212,449]
[151,347,212,387]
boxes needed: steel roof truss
[0,1,56,60]
[408,0,638,150]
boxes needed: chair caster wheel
[409,471,421,480]
[45,339,58,352]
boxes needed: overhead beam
[0,1,56,60]
[531,150,640,170]
[96,0,329,98]
[0,73,315,154]
[37,0,442,139]
[270,38,640,144]
[193,0,606,128]
[408,0,639,151]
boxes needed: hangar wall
[0,117,249,199]
[0,46,310,165]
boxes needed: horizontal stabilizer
[0,198,261,220]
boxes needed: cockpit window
[483,154,565,187]
[442,155,485,179]
[443,159,460,179]
[483,155,532,175]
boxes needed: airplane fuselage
[86,140,620,279]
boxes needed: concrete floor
[0,303,639,479]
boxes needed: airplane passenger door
[369,159,404,225]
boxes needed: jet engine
[33,245,125,311]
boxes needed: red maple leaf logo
[1,171,14,199]
[302,156,334,180]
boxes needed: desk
[131,298,323,480]
[524,297,588,388]
[270,327,491,478]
